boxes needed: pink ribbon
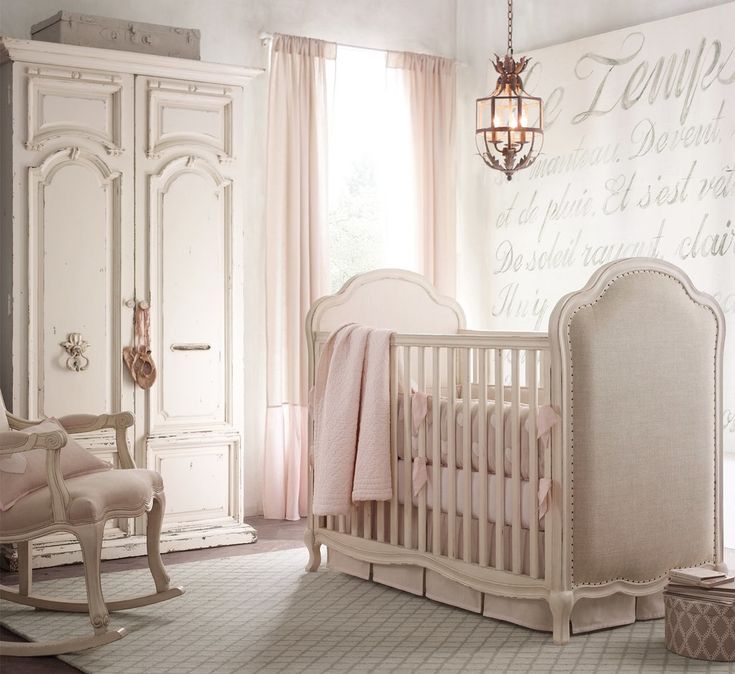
[538,478,552,519]
[411,390,429,434]
[537,405,560,450]
[412,456,428,496]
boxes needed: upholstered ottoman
[664,594,735,662]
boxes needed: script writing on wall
[484,4,735,452]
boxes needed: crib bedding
[395,458,544,530]
[396,395,549,479]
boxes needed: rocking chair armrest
[6,411,136,470]
[57,412,136,469]
[56,411,134,435]
[8,411,134,434]
[0,429,68,454]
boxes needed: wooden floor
[0,517,306,674]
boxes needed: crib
[303,258,726,644]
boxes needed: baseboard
[2,522,258,570]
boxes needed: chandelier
[476,0,543,181]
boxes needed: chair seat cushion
[0,469,163,536]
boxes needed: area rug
[1,548,730,673]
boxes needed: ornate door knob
[60,333,90,372]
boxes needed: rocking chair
[0,395,184,656]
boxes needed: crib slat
[417,346,427,553]
[511,350,522,574]
[403,345,413,549]
[541,348,551,581]
[390,346,399,545]
[338,514,346,533]
[351,505,359,536]
[478,348,489,567]
[447,348,456,560]
[432,347,441,555]
[461,349,472,563]
[527,349,539,579]
[327,515,334,531]
[494,349,505,571]
[363,502,372,540]
[377,502,385,542]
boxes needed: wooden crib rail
[313,331,549,351]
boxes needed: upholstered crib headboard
[306,269,466,385]
[308,269,465,335]
[549,258,725,588]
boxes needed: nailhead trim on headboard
[566,269,719,586]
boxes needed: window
[327,46,417,292]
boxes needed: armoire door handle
[170,343,211,351]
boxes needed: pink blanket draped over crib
[312,324,393,515]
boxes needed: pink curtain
[263,34,335,520]
[387,52,457,296]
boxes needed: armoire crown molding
[0,37,263,86]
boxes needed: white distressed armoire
[0,37,260,567]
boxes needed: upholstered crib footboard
[549,258,725,589]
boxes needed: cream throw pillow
[0,418,112,511]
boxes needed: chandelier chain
[507,0,513,55]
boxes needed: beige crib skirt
[325,504,664,634]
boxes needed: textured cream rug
[1,548,730,673]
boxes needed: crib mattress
[397,395,548,479]
[395,458,545,530]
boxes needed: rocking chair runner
[0,396,184,657]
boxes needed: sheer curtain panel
[386,52,457,296]
[264,34,335,520]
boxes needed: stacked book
[665,567,735,605]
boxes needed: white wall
[456,0,734,325]
[0,0,457,517]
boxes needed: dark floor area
[0,517,306,674]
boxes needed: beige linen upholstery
[0,469,162,537]
[566,270,718,585]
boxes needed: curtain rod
[258,31,465,65]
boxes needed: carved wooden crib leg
[549,590,575,645]
[304,528,321,572]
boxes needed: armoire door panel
[148,155,232,431]
[28,148,128,418]
[26,65,125,154]
[147,436,239,525]
[145,78,233,161]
